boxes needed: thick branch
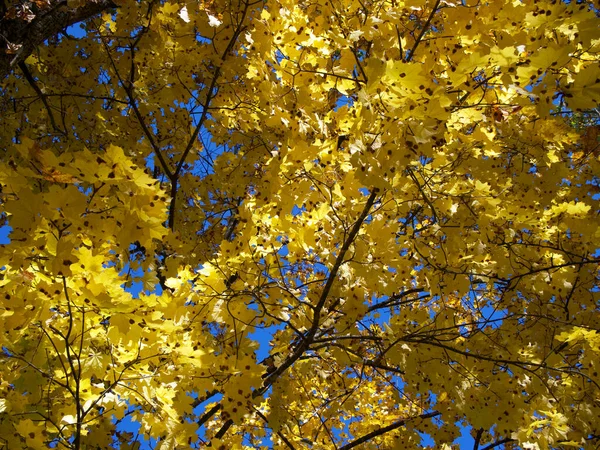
[1,0,117,80]
[198,403,221,428]
[473,428,483,450]
[214,418,233,439]
[94,21,175,183]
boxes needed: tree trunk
[0,0,116,80]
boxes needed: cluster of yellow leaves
[0,0,599,448]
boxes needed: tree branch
[254,189,379,397]
[367,288,426,312]
[339,411,440,450]
[197,403,221,428]
[481,437,516,450]
[473,428,483,450]
[168,0,250,229]
[214,418,233,439]
[405,0,441,62]
[1,0,117,80]
[254,407,297,450]
[18,60,64,135]
[407,168,438,223]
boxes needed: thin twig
[168,1,250,229]
[18,60,65,135]
[254,408,297,450]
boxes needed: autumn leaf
[0,0,599,449]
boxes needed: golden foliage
[0,0,599,448]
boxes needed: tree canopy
[0,0,599,449]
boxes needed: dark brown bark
[0,0,117,80]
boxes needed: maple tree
[1,0,599,448]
